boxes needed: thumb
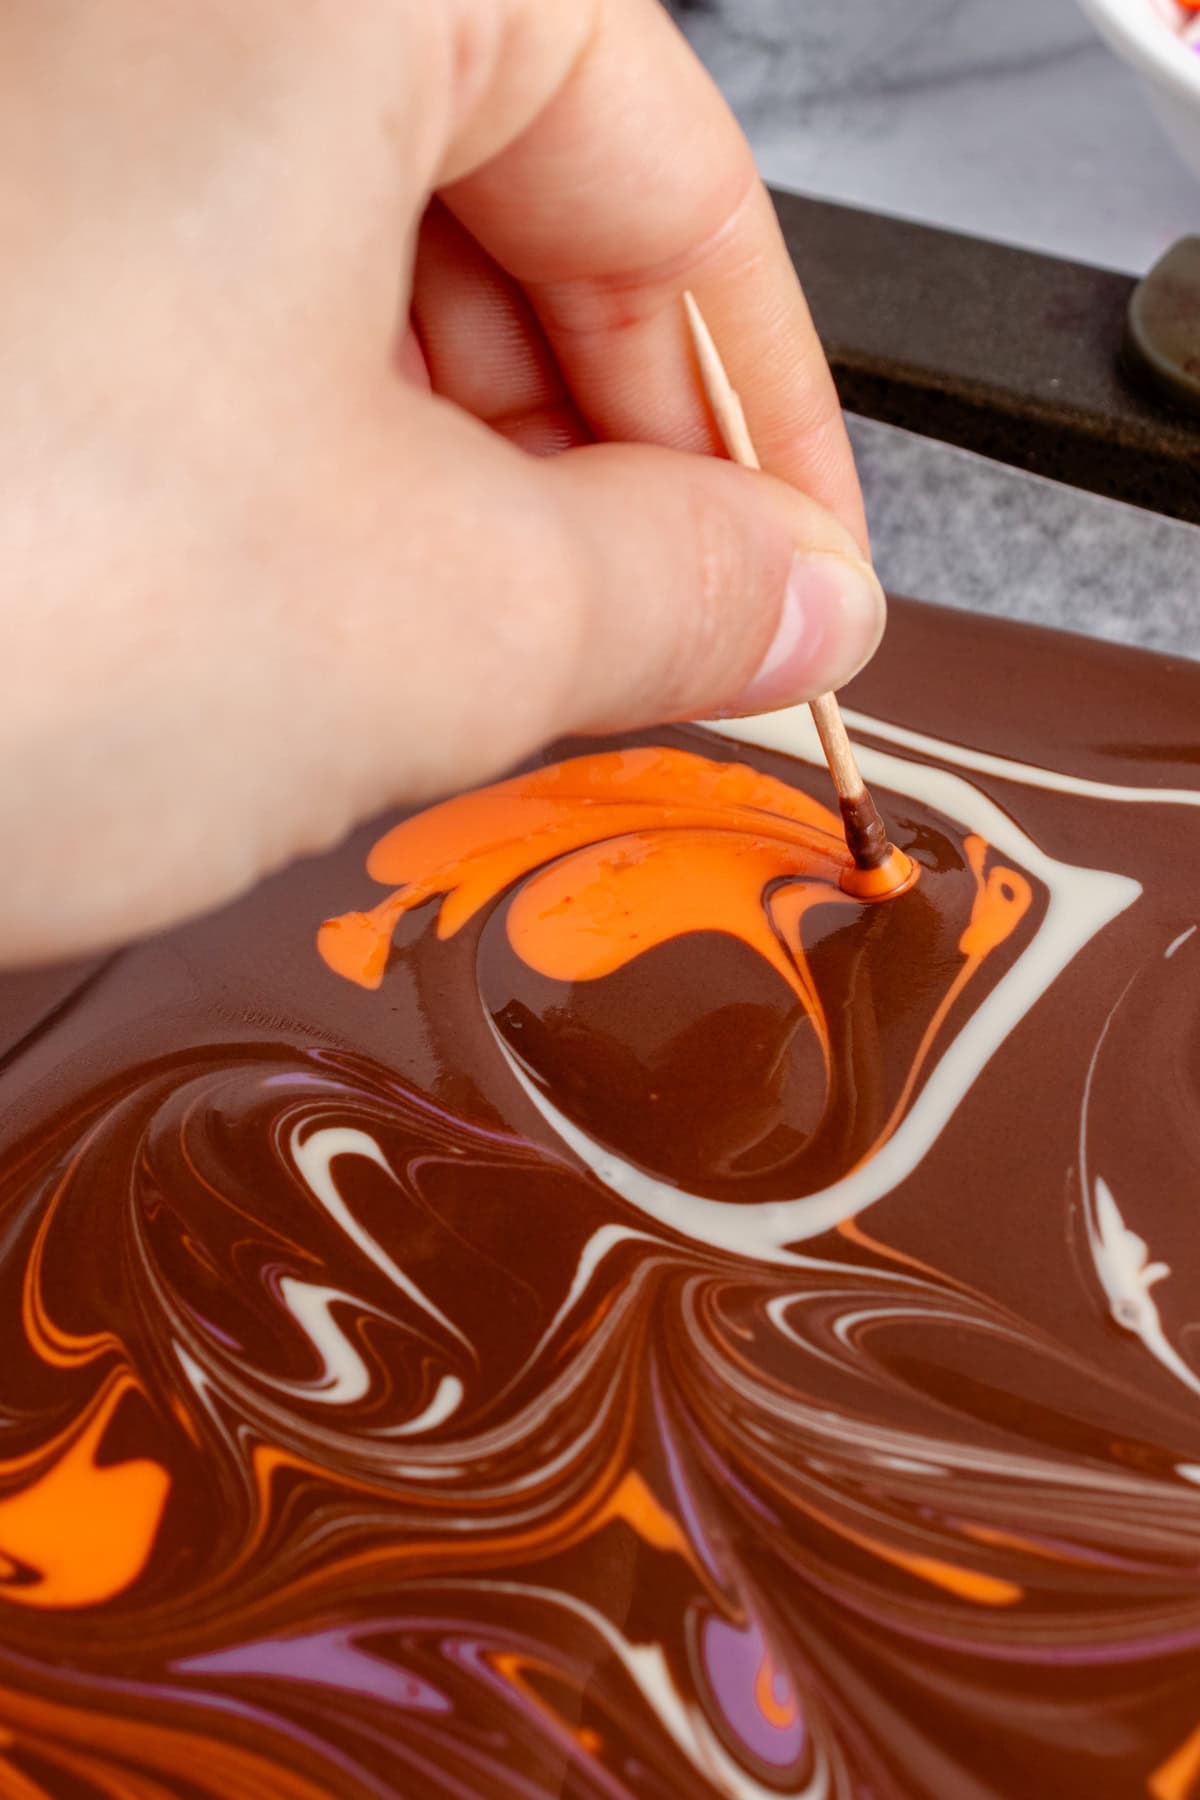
[0,398,884,965]
[330,406,887,816]
[535,439,886,735]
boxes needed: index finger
[441,0,868,553]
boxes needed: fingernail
[725,551,887,716]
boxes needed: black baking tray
[771,189,1200,525]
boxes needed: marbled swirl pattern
[1,600,1199,1798]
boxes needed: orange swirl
[318,747,889,1079]
[0,1371,168,1610]
[318,748,1035,1177]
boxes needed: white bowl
[1075,0,1200,181]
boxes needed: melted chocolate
[837,788,891,870]
[1,597,1199,1799]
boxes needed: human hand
[0,0,884,964]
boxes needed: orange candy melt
[317,748,1039,1180]
[505,828,846,1064]
[0,1374,169,1610]
[840,844,919,902]
[317,745,864,997]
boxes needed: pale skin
[0,0,886,965]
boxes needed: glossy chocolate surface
[1,598,1199,1798]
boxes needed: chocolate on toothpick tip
[811,696,887,867]
[682,291,912,897]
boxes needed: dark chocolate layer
[1,597,1198,1799]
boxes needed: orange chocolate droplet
[316,895,410,992]
[839,845,918,902]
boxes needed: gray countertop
[672,0,1200,660]
[674,0,1198,274]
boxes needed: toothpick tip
[682,291,720,377]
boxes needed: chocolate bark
[0,596,1198,1799]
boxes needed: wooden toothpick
[683,291,897,877]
